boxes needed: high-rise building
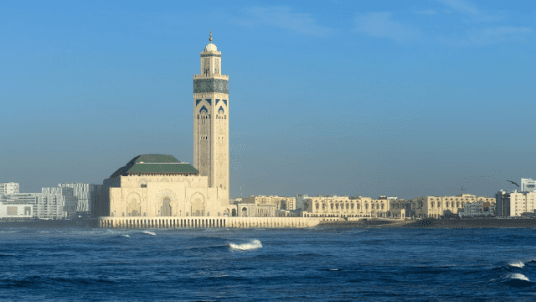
[193,32,229,199]
[496,190,536,217]
[520,178,536,192]
[58,183,98,216]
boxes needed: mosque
[94,33,231,221]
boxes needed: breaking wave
[141,231,156,236]
[228,239,262,251]
[509,261,525,268]
[509,273,530,281]
[503,273,534,287]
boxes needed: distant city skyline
[1,0,535,199]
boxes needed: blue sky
[0,0,534,199]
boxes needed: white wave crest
[508,273,530,281]
[142,231,156,236]
[122,234,130,238]
[229,239,262,251]
[509,261,525,268]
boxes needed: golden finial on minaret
[209,31,213,42]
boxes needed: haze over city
[1,0,534,199]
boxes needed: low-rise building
[459,201,495,217]
[302,195,400,218]
[0,182,19,195]
[243,195,296,211]
[0,204,33,218]
[413,194,495,218]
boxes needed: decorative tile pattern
[199,105,208,113]
[223,99,227,106]
[200,54,221,57]
[205,99,211,105]
[194,79,229,94]
[196,99,202,106]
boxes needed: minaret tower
[193,32,229,198]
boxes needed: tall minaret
[193,32,229,199]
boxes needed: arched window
[431,202,434,208]
[315,203,319,210]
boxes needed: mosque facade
[95,34,230,221]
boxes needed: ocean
[1,227,535,301]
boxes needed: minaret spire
[209,31,213,42]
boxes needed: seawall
[98,217,320,229]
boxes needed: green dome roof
[110,154,199,178]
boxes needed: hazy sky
[1,0,535,199]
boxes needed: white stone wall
[103,174,228,218]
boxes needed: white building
[496,190,536,217]
[0,204,33,218]
[521,178,536,193]
[0,193,40,218]
[58,183,98,216]
[0,187,79,219]
[459,201,494,217]
[243,195,296,211]
[0,182,19,195]
[40,187,77,219]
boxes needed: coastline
[319,218,536,229]
[3,217,536,229]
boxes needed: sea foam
[142,231,156,236]
[229,239,262,251]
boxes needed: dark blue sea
[1,227,536,301]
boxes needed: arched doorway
[127,193,141,217]
[242,207,247,217]
[191,193,205,217]
[231,209,237,217]
[161,197,172,216]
